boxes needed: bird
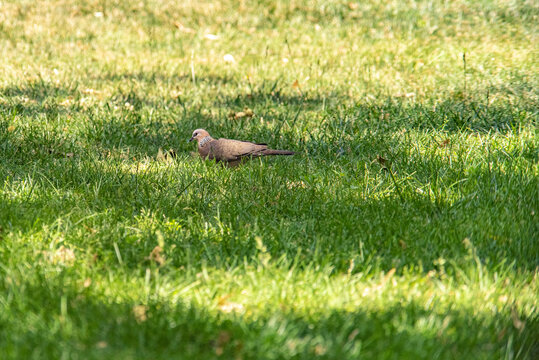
[189,128,294,166]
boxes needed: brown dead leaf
[292,80,303,96]
[229,108,254,120]
[381,268,396,286]
[156,148,165,161]
[133,305,148,323]
[511,307,525,333]
[314,344,327,355]
[217,294,231,306]
[148,245,165,266]
[376,156,388,169]
[234,111,246,119]
[439,139,450,148]
[173,21,195,33]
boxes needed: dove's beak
[188,136,195,142]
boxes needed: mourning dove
[189,129,294,166]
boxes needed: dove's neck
[198,136,213,147]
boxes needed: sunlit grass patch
[0,0,538,359]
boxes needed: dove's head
[189,129,211,143]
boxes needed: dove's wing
[210,139,268,162]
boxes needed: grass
[0,0,538,359]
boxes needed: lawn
[0,0,537,359]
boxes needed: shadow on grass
[92,71,230,87]
[1,273,537,360]
[67,96,538,161]
[0,142,537,274]
[2,78,535,151]
[0,80,537,273]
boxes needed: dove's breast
[198,141,212,159]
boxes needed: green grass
[0,0,538,359]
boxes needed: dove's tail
[261,149,295,156]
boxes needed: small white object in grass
[218,302,244,313]
[223,54,235,63]
[50,246,75,265]
[282,57,289,64]
[60,98,72,106]
[204,34,219,40]
[94,12,103,18]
